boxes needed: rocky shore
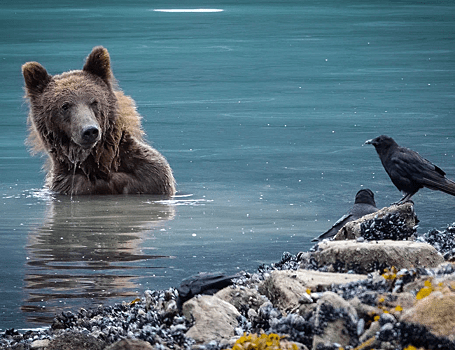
[2,203,455,350]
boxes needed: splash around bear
[22,46,176,196]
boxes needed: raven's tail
[311,227,337,242]
[423,176,455,196]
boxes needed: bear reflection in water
[23,195,175,325]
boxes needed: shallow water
[1,1,455,329]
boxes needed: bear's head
[22,46,122,174]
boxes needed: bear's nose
[81,126,100,144]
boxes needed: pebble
[298,293,313,304]
[379,313,396,326]
[30,339,50,349]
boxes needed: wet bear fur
[22,46,176,196]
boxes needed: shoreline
[2,204,455,350]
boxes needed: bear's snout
[81,126,100,145]
[70,103,102,149]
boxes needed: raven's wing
[385,147,436,192]
[311,213,352,242]
[388,147,455,196]
[414,156,455,195]
[420,161,455,195]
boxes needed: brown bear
[22,46,176,196]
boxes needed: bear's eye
[61,102,71,111]
[91,100,99,108]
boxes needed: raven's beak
[364,139,373,145]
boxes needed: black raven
[312,189,378,242]
[365,135,455,203]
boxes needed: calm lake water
[1,0,455,329]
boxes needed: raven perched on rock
[312,189,378,242]
[365,135,455,203]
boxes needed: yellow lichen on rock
[401,284,455,340]
[227,333,299,350]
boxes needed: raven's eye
[61,102,71,111]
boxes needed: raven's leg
[396,192,415,205]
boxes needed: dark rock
[176,272,239,310]
[379,322,455,350]
[269,313,313,348]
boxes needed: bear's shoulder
[115,90,144,140]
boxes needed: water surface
[1,1,455,329]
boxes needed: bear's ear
[83,46,112,85]
[22,62,51,95]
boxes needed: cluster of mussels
[360,211,417,241]
[420,224,455,260]
[0,289,195,350]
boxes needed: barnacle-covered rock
[46,330,105,350]
[401,279,455,340]
[312,240,444,274]
[312,292,359,348]
[421,224,455,261]
[215,286,269,315]
[223,333,300,350]
[334,202,418,241]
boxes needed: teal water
[1,1,455,329]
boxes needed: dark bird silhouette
[176,272,239,310]
[365,135,455,203]
[312,189,378,242]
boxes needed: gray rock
[46,330,105,350]
[357,318,365,336]
[298,293,313,304]
[359,321,381,343]
[258,269,367,312]
[312,292,359,348]
[379,312,397,326]
[215,286,268,312]
[348,296,380,320]
[313,240,444,273]
[104,339,154,350]
[182,295,240,344]
[30,339,50,349]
